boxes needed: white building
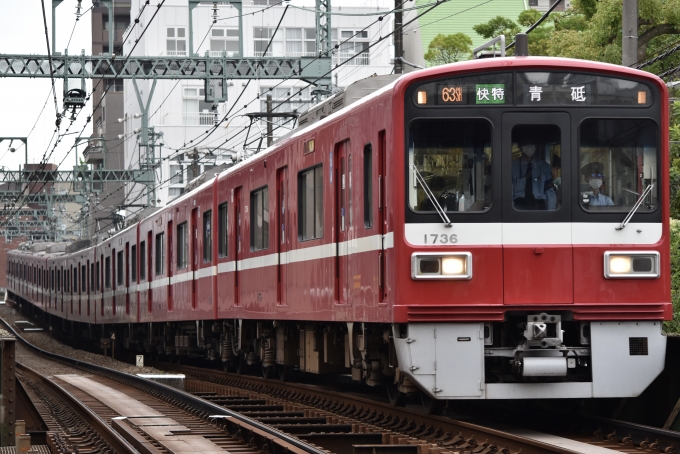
[122,0,392,209]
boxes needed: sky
[0,0,390,173]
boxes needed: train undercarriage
[15,296,665,406]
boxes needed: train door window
[73,268,77,293]
[131,245,137,283]
[177,222,188,269]
[578,119,658,212]
[90,263,95,291]
[66,269,70,292]
[51,269,55,291]
[117,250,124,286]
[57,269,61,291]
[203,210,212,262]
[218,203,228,257]
[155,233,165,275]
[298,164,324,240]
[364,144,373,228]
[408,119,492,212]
[349,155,353,227]
[250,186,269,251]
[96,261,101,291]
[140,241,146,280]
[81,265,87,292]
[511,125,561,211]
[105,257,111,289]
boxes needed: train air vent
[332,97,344,110]
[629,337,648,356]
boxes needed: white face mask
[589,178,603,190]
[522,145,536,158]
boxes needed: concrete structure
[83,2,131,236]
[122,0,392,210]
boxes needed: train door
[276,167,288,306]
[335,140,350,305]
[378,131,387,301]
[234,187,242,307]
[501,112,573,305]
[147,231,153,313]
[125,242,130,315]
[192,208,198,309]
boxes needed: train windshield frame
[404,70,662,224]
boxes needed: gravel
[0,301,165,376]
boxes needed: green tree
[473,16,521,40]
[424,33,473,66]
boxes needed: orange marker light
[417,91,427,104]
[638,91,647,104]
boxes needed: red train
[8,56,670,407]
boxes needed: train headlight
[604,251,659,279]
[412,253,472,280]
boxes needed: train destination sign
[414,72,652,107]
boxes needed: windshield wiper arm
[616,183,653,231]
[410,164,452,227]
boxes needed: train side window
[250,186,269,251]
[117,250,124,286]
[51,269,55,291]
[73,268,77,293]
[90,263,95,290]
[131,245,137,283]
[203,210,212,262]
[140,241,146,280]
[364,144,373,228]
[57,269,61,291]
[177,222,188,269]
[155,233,165,275]
[105,257,111,289]
[82,265,87,292]
[96,261,101,291]
[218,203,228,257]
[298,164,324,241]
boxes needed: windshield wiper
[410,164,452,227]
[616,183,653,231]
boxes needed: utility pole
[622,0,638,66]
[266,95,273,148]
[394,0,403,74]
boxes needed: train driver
[581,162,614,206]
[511,133,554,210]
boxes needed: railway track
[154,362,680,454]
[4,306,679,454]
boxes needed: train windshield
[578,118,658,212]
[408,118,492,213]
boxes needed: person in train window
[511,135,553,210]
[581,162,614,207]
[545,155,561,210]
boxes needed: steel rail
[0,317,330,454]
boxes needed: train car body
[7,56,671,403]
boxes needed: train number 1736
[424,233,458,244]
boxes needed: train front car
[391,57,670,401]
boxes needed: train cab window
[408,119,492,213]
[203,210,212,262]
[251,187,269,251]
[155,233,165,276]
[140,241,146,280]
[298,165,324,240]
[82,265,87,292]
[511,125,562,211]
[177,222,188,269]
[578,119,658,212]
[131,245,137,283]
[105,257,111,289]
[117,250,124,286]
[218,203,228,257]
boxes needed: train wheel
[278,365,292,382]
[387,385,407,407]
[420,393,444,415]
